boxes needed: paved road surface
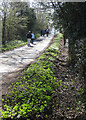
[0,35,54,74]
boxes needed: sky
[0,0,35,2]
[28,0,34,3]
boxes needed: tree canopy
[1,1,49,46]
[52,2,86,80]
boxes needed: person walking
[41,30,46,36]
[46,28,49,37]
[26,31,32,46]
[31,32,35,44]
[42,30,46,36]
[41,30,43,36]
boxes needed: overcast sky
[28,0,34,3]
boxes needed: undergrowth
[1,40,27,52]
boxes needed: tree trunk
[2,11,6,45]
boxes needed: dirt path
[51,39,86,120]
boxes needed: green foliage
[1,1,50,52]
[0,40,27,52]
[2,34,61,119]
[1,2,41,46]
[35,33,41,39]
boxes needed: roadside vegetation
[1,40,27,52]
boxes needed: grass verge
[1,40,27,52]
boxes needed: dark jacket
[26,32,32,38]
